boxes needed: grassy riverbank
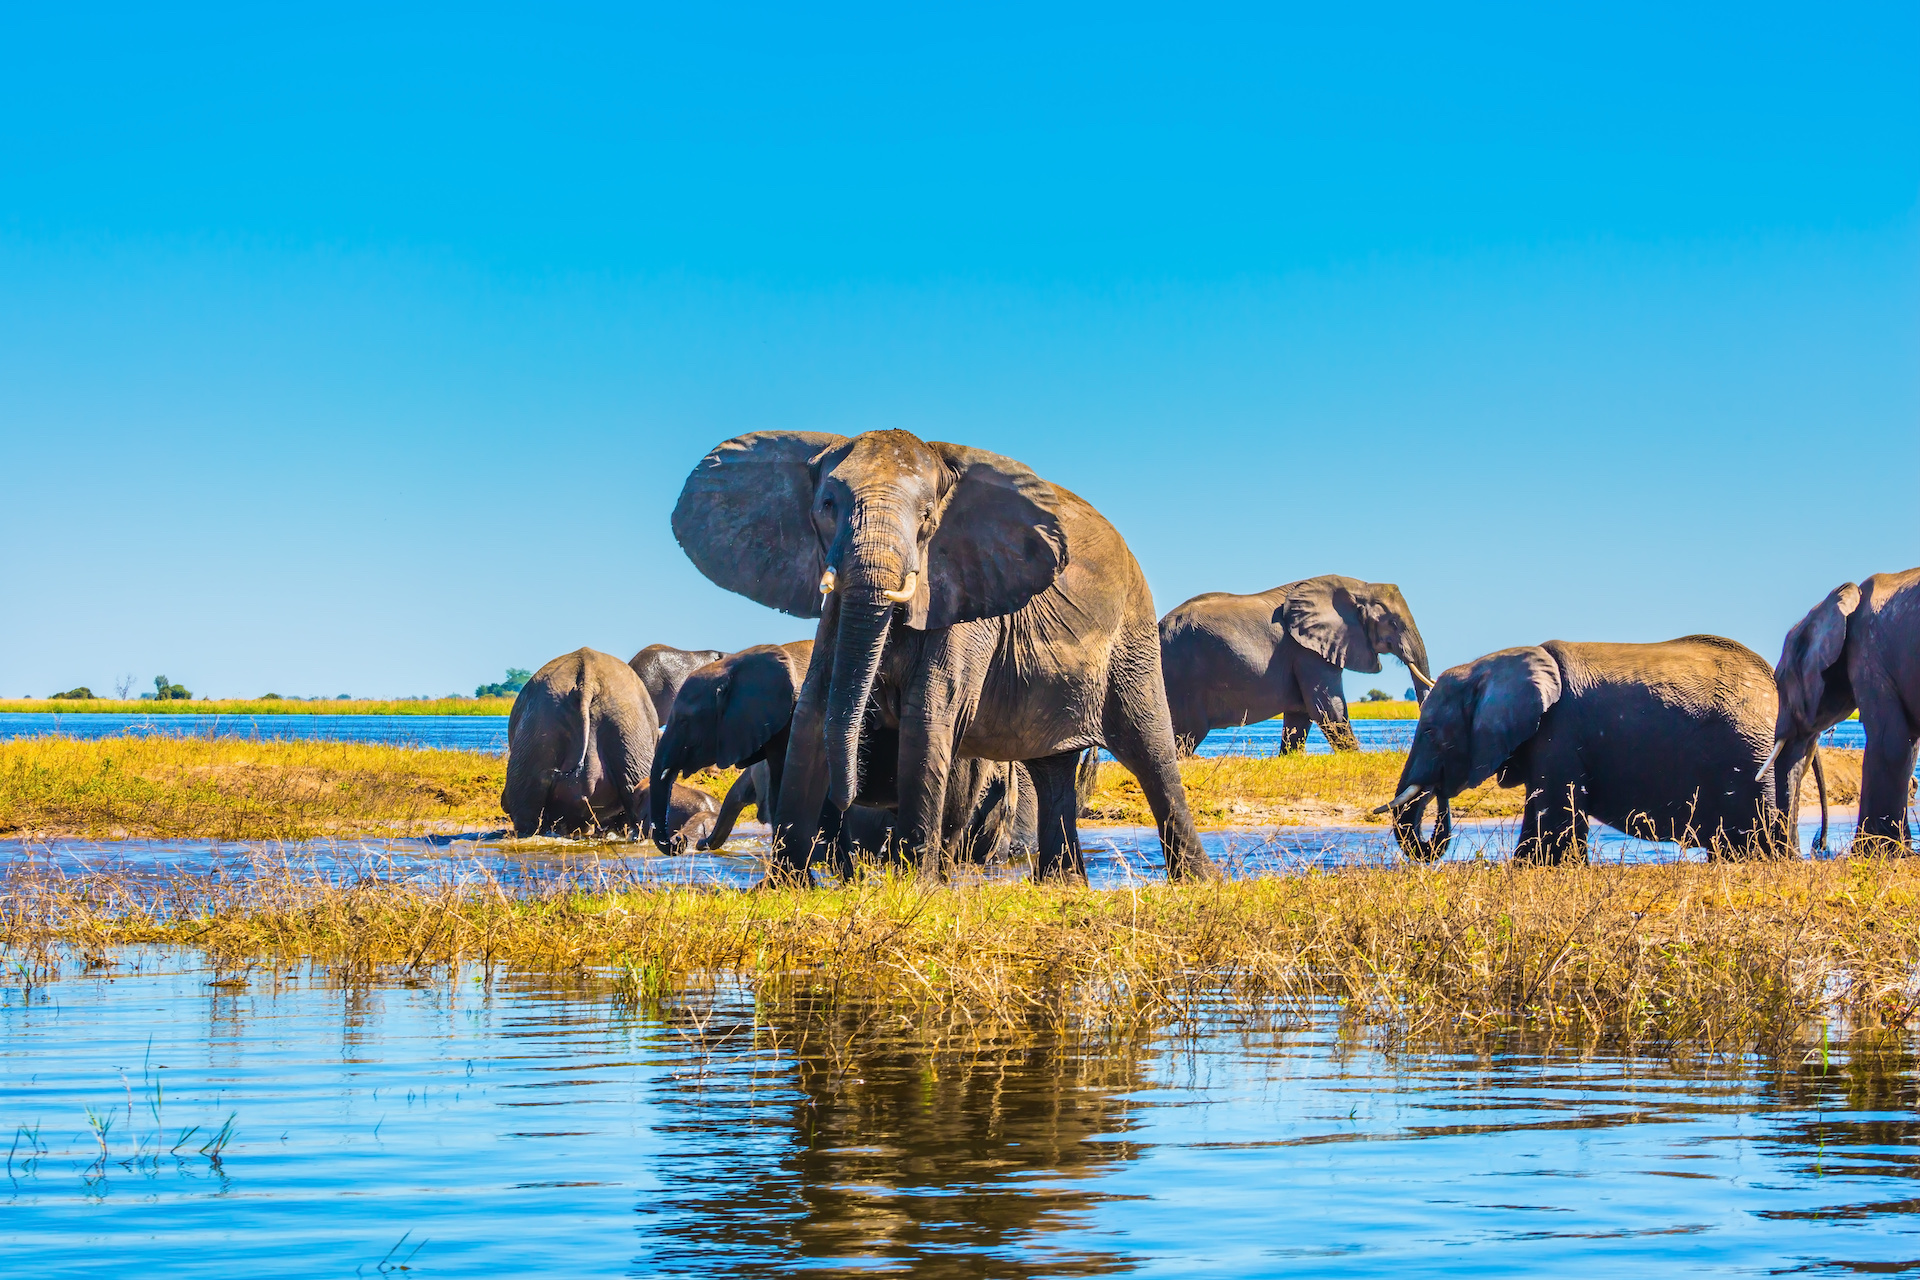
[0,737,1861,841]
[5,853,1914,1052]
[1,697,518,716]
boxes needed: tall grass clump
[5,847,1915,1057]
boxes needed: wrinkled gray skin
[649,641,1042,863]
[503,648,657,837]
[673,429,1214,881]
[1385,636,1793,864]
[629,644,728,726]
[1159,575,1433,755]
[1771,568,1920,853]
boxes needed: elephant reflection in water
[629,995,1153,1276]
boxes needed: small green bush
[50,687,94,700]
[475,667,532,698]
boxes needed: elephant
[635,780,724,850]
[1158,575,1433,755]
[629,643,728,726]
[1767,568,1920,853]
[502,648,657,837]
[1380,635,1793,864]
[672,428,1215,881]
[648,640,1041,863]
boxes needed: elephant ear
[1282,577,1380,673]
[1465,646,1563,787]
[921,442,1067,629]
[672,431,847,619]
[715,646,804,768]
[1778,582,1859,729]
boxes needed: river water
[4,948,1920,1277]
[0,713,1872,756]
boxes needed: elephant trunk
[649,730,685,852]
[1392,792,1452,863]
[824,595,893,814]
[1810,744,1829,854]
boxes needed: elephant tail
[565,673,594,780]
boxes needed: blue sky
[2,3,1915,698]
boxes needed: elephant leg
[773,661,835,877]
[1165,692,1205,758]
[503,785,546,838]
[700,767,762,851]
[1856,724,1919,853]
[1515,780,1586,866]
[816,799,857,879]
[1279,712,1311,755]
[1026,749,1087,881]
[1101,630,1217,880]
[898,711,957,880]
[1299,664,1357,752]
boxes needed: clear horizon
[4,4,1915,699]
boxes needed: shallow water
[4,949,1920,1277]
[0,815,1876,898]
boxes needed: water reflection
[633,997,1151,1276]
[8,954,1920,1274]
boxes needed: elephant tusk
[1755,739,1784,780]
[881,570,918,604]
[1372,784,1423,815]
[819,568,836,596]
[1408,663,1436,691]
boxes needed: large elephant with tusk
[1158,575,1433,755]
[671,428,1215,882]
[1380,635,1796,864]
[1767,568,1920,854]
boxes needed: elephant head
[649,642,810,851]
[1765,583,1861,850]
[673,429,1066,812]
[1282,576,1435,702]
[1380,645,1563,861]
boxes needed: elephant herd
[504,427,1920,880]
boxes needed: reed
[5,849,1914,1055]
[0,697,517,716]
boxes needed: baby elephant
[502,648,659,838]
[650,641,1042,866]
[1382,635,1793,864]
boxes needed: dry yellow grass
[0,736,750,840]
[1087,755,1528,827]
[7,851,1917,1054]
[0,736,510,839]
[0,735,1862,839]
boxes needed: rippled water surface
[5,949,1920,1277]
[0,814,1878,895]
